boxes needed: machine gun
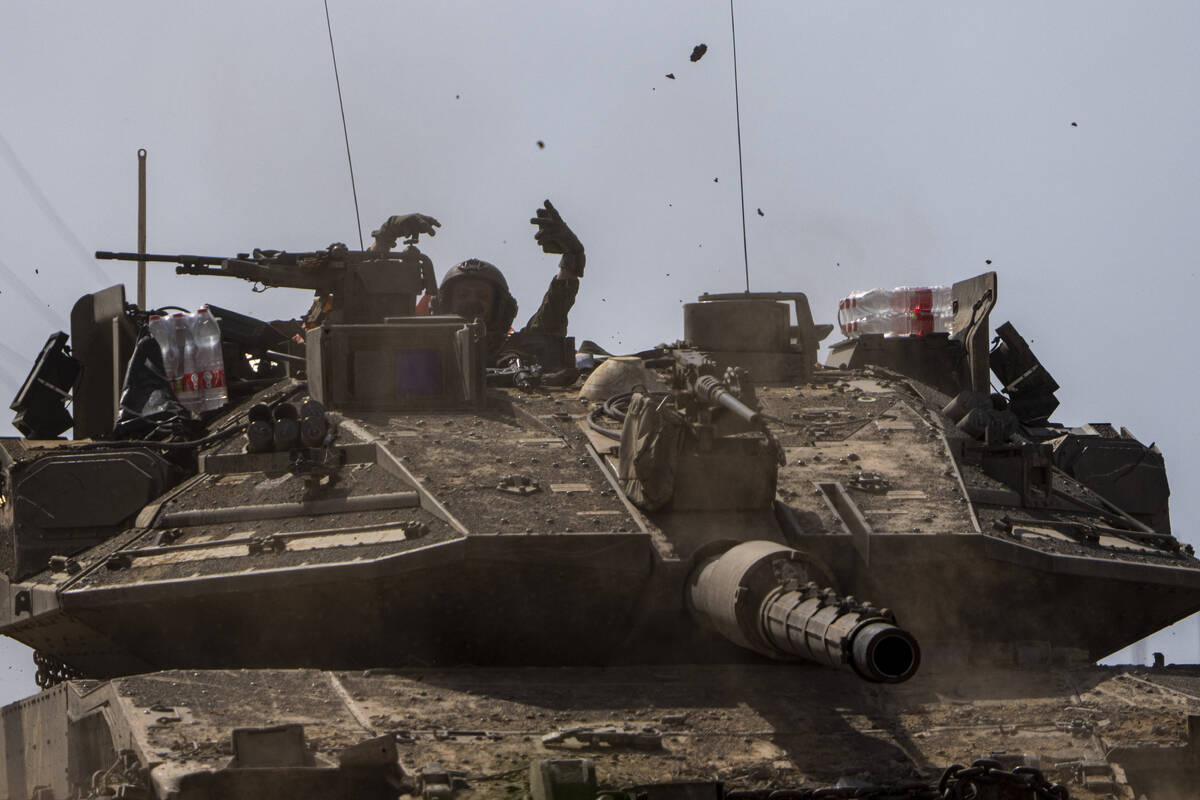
[671,349,760,423]
[618,348,786,514]
[96,243,439,325]
[668,348,784,464]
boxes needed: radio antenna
[730,0,751,292]
[323,0,365,249]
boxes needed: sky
[1,2,1198,702]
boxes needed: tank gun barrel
[687,541,920,683]
[758,587,919,683]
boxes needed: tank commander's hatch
[71,285,137,439]
[307,315,487,411]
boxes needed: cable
[587,405,623,440]
[323,0,365,250]
[729,0,751,292]
[67,421,247,451]
[603,392,633,422]
[603,390,669,422]
[0,131,113,284]
[588,391,671,440]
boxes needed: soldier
[370,200,585,376]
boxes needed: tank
[0,238,1198,800]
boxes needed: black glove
[372,213,441,246]
[530,200,585,277]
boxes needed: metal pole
[137,148,147,309]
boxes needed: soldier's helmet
[431,258,519,334]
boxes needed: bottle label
[912,309,934,336]
[199,368,225,390]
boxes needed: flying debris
[666,73,675,80]
[536,141,545,149]
[756,208,764,216]
[713,177,718,183]
[1071,121,1078,127]
[690,43,708,62]
[986,259,993,265]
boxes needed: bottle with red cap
[837,285,953,339]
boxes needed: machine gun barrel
[693,374,761,425]
[687,541,920,683]
[95,251,225,267]
[96,250,340,292]
[669,349,763,427]
[96,245,438,316]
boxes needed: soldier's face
[449,278,496,322]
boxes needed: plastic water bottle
[147,315,178,386]
[842,309,936,337]
[194,306,227,411]
[838,285,953,338]
[173,312,202,411]
[838,288,893,327]
[838,286,952,326]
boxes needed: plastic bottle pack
[837,286,953,339]
[147,308,226,413]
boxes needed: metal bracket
[816,481,874,565]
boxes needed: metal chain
[33,650,82,689]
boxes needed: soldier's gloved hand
[530,199,585,277]
[373,213,442,246]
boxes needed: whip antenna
[730,0,750,292]
[323,0,365,249]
